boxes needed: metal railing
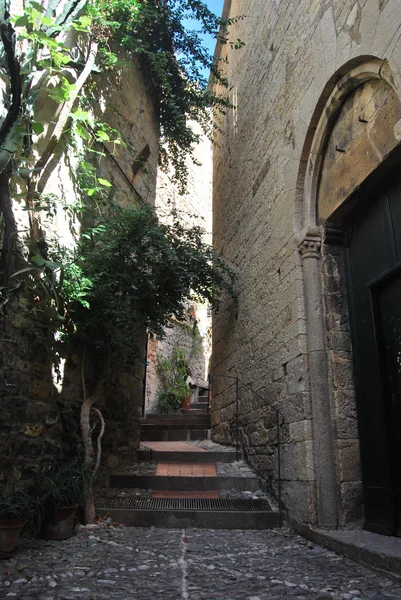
[208,372,284,527]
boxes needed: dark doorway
[346,173,401,535]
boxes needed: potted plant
[0,490,32,558]
[37,460,88,540]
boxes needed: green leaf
[10,267,38,278]
[86,188,97,197]
[76,123,90,140]
[70,109,90,122]
[72,15,91,31]
[28,1,45,12]
[40,16,54,26]
[95,130,110,142]
[32,256,62,270]
[32,122,44,135]
[13,15,30,26]
[81,161,95,172]
[31,255,46,267]
[98,178,112,187]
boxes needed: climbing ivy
[87,0,243,187]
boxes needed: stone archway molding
[296,57,400,530]
[302,57,396,230]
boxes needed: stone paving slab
[141,442,207,452]
[1,526,401,599]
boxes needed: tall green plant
[157,348,190,414]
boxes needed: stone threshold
[291,520,401,579]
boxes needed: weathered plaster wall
[212,0,401,526]
[0,47,159,486]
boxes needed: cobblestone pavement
[1,525,401,600]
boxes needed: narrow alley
[2,526,401,600]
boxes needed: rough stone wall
[145,314,208,414]
[144,128,212,414]
[0,44,159,487]
[321,244,363,527]
[212,0,401,526]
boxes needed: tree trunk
[0,164,16,283]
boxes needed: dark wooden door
[346,173,401,535]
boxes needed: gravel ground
[1,526,400,600]
[96,488,271,501]
[112,463,157,476]
[188,440,237,453]
[216,462,256,478]
[98,488,153,498]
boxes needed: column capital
[297,230,322,259]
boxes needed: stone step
[140,429,209,441]
[141,421,210,430]
[144,409,208,417]
[189,403,208,410]
[95,496,279,529]
[142,413,208,422]
[109,473,260,492]
[136,449,238,463]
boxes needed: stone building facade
[212,0,401,535]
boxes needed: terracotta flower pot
[40,505,78,541]
[181,396,191,410]
[0,518,23,559]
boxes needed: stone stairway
[95,395,280,529]
[140,390,211,441]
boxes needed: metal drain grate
[95,496,272,512]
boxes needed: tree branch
[33,40,98,181]
[91,407,105,483]
[0,21,21,148]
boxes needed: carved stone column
[298,228,338,528]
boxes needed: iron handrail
[208,372,284,527]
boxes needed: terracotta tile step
[155,462,216,477]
